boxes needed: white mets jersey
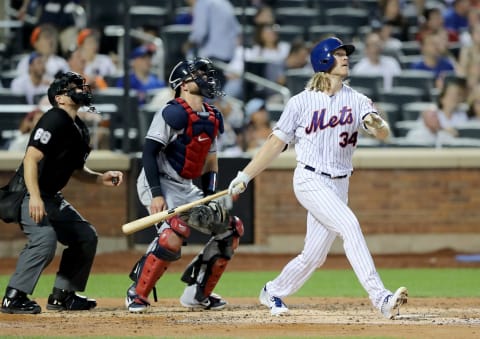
[273,84,377,177]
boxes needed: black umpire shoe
[1,287,42,314]
[46,288,97,311]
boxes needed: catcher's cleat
[46,289,96,311]
[180,293,227,310]
[125,285,150,313]
[381,286,408,319]
[1,287,41,314]
[180,285,227,310]
[259,285,288,316]
[125,297,150,313]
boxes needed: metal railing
[103,25,165,80]
[214,60,291,106]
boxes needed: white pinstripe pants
[266,165,391,309]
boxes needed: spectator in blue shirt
[116,45,166,106]
[183,0,240,89]
[443,0,470,35]
[410,31,455,89]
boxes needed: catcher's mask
[310,37,355,73]
[47,71,93,107]
[168,57,224,99]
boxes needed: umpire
[1,72,124,314]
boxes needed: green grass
[1,268,478,339]
[1,268,478,299]
[0,335,393,339]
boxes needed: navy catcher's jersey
[26,107,91,195]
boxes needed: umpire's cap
[310,37,355,73]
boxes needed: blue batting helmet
[310,37,355,73]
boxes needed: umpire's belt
[304,165,349,179]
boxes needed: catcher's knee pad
[130,227,184,299]
[228,216,244,251]
[168,216,191,239]
[180,215,244,301]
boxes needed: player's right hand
[29,195,46,224]
[228,171,251,195]
[150,196,167,214]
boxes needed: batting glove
[228,171,251,195]
[363,113,386,130]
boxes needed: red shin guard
[135,254,171,299]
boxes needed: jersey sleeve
[28,110,64,154]
[358,94,380,133]
[272,96,299,144]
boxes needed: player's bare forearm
[23,146,43,199]
[73,166,123,186]
[72,166,102,183]
[243,134,286,179]
[202,153,218,174]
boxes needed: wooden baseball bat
[122,188,232,235]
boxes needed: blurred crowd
[1,0,480,152]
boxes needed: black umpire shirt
[23,107,91,196]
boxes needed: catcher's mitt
[178,201,229,234]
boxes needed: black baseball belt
[304,165,350,179]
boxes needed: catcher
[125,57,244,313]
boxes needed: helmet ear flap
[168,60,192,91]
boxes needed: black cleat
[46,288,96,311]
[1,287,41,314]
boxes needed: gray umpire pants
[7,192,98,295]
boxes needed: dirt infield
[1,250,480,338]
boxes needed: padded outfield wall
[1,148,480,257]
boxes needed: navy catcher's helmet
[48,71,93,106]
[168,57,223,99]
[310,37,355,73]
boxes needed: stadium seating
[129,6,169,31]
[374,101,402,136]
[0,104,35,148]
[392,70,435,102]
[274,7,320,40]
[324,8,370,29]
[160,25,192,78]
[308,25,354,44]
[276,25,304,43]
[378,86,425,119]
[348,74,383,102]
[94,88,140,151]
[285,68,311,96]
[401,102,433,121]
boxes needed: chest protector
[165,98,220,179]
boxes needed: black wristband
[201,171,217,196]
[150,185,163,198]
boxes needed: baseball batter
[228,37,408,318]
